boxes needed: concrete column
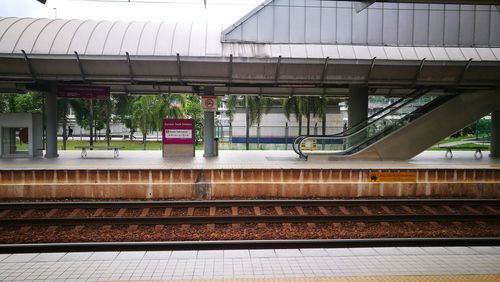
[347,85,369,147]
[44,88,58,158]
[203,87,215,157]
[490,109,500,159]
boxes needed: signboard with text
[368,171,417,182]
[202,96,217,111]
[57,85,110,100]
[162,119,194,145]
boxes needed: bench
[74,146,125,158]
[441,146,484,160]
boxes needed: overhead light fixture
[37,0,47,4]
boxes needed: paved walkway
[0,246,499,281]
[1,150,500,170]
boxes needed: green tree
[282,96,303,135]
[13,92,43,113]
[0,94,15,112]
[301,96,324,135]
[132,96,158,149]
[185,94,204,144]
[245,96,272,149]
[131,95,186,149]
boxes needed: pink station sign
[57,85,110,100]
[162,119,194,145]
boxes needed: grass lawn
[61,140,204,150]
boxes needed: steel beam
[21,50,36,81]
[319,57,329,87]
[274,56,282,87]
[125,52,135,84]
[366,57,376,85]
[413,58,426,87]
[176,53,184,85]
[456,58,473,87]
[227,54,233,94]
[74,51,86,82]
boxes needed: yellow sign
[300,139,317,150]
[368,171,417,182]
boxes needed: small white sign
[165,129,192,139]
[202,96,217,111]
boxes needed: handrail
[293,88,430,159]
[297,91,456,158]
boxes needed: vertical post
[245,96,250,150]
[347,85,369,147]
[285,122,289,150]
[322,95,326,150]
[44,85,58,158]
[62,100,67,150]
[203,111,215,157]
[229,122,233,149]
[203,86,215,157]
[491,109,500,159]
[257,123,261,149]
[89,99,94,147]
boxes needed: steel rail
[1,214,498,227]
[1,199,499,210]
[1,238,499,254]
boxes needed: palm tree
[131,95,186,150]
[282,95,303,136]
[247,96,272,148]
[301,96,325,135]
[282,96,325,136]
[131,96,159,150]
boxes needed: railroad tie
[275,206,291,229]
[0,209,10,218]
[402,206,416,228]
[70,209,84,232]
[155,208,172,232]
[45,209,60,233]
[379,206,392,227]
[207,207,216,231]
[181,207,194,230]
[422,205,441,228]
[231,207,240,229]
[253,207,266,228]
[441,205,462,227]
[295,206,315,228]
[340,206,365,228]
[18,209,34,232]
[484,205,499,214]
[128,208,150,232]
[21,209,34,218]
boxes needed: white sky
[0,0,263,26]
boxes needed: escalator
[294,88,500,161]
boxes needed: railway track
[1,199,499,227]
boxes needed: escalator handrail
[292,88,428,145]
[301,92,457,157]
[295,88,431,158]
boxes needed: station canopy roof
[0,0,500,97]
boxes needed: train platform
[0,246,499,281]
[1,150,499,170]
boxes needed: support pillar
[44,87,58,158]
[203,87,215,157]
[490,109,500,159]
[347,85,369,147]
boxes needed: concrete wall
[0,113,43,158]
[1,168,499,199]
